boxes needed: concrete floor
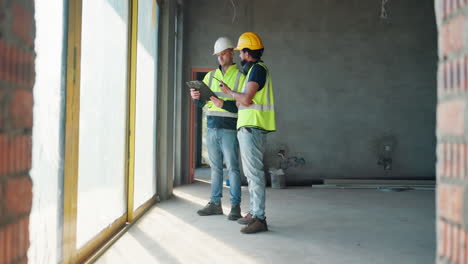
[95,180,435,264]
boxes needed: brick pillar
[436,1,468,263]
[0,0,35,264]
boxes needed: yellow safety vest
[237,62,276,131]
[203,64,244,118]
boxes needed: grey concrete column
[156,0,176,200]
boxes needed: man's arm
[220,64,265,106]
[221,81,258,106]
[193,98,206,108]
[208,96,238,113]
[190,89,206,108]
[222,100,238,113]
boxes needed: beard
[241,60,248,66]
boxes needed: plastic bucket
[269,168,286,189]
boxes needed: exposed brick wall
[0,0,35,264]
[436,0,468,263]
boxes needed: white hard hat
[213,37,234,55]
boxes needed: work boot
[240,217,268,234]
[197,202,223,216]
[237,212,254,225]
[227,205,242,221]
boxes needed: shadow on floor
[96,181,436,264]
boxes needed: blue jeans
[237,127,266,220]
[207,128,241,206]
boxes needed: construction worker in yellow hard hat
[190,37,245,221]
[220,32,276,234]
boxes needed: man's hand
[210,96,224,108]
[219,81,232,96]
[190,88,200,100]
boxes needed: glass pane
[133,1,158,209]
[76,0,129,248]
[29,0,65,262]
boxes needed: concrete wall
[157,0,178,198]
[184,0,437,182]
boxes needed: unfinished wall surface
[435,0,468,263]
[184,0,437,182]
[0,0,35,263]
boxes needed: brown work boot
[197,202,223,216]
[228,205,242,221]
[240,217,268,234]
[237,212,254,225]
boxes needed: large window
[76,0,129,248]
[32,1,161,262]
[133,0,159,209]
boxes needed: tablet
[186,80,218,102]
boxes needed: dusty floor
[95,177,435,264]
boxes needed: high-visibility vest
[203,64,244,118]
[237,62,276,131]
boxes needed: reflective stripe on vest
[238,104,275,111]
[208,71,214,90]
[233,71,241,92]
[206,111,238,118]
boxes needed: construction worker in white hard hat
[220,32,276,234]
[190,37,246,221]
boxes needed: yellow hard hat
[234,32,264,51]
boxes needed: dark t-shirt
[246,62,267,91]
